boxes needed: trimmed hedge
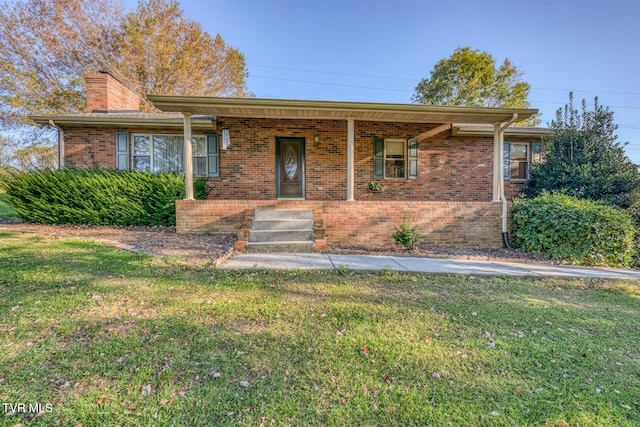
[511,191,636,267]
[0,168,208,227]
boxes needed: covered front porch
[148,96,536,249]
[149,96,536,204]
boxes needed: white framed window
[192,136,207,176]
[132,133,207,176]
[133,135,150,171]
[504,142,530,180]
[373,137,418,180]
[384,139,407,179]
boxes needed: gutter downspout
[498,113,518,248]
[49,120,64,169]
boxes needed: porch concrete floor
[219,253,640,280]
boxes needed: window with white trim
[192,137,207,176]
[384,139,406,178]
[504,141,542,180]
[132,134,208,175]
[508,143,529,180]
[373,137,418,180]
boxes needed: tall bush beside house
[623,198,640,265]
[526,93,640,209]
[0,168,206,227]
[511,191,636,267]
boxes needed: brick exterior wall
[176,199,506,248]
[85,72,140,113]
[62,118,537,201]
[60,117,540,247]
[63,127,187,170]
[64,127,119,169]
[212,118,498,202]
[505,180,528,200]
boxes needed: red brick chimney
[85,71,140,113]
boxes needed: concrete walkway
[220,253,640,279]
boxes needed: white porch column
[498,126,506,201]
[347,117,355,201]
[183,112,194,200]
[492,123,501,202]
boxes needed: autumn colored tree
[0,135,14,167]
[0,0,250,125]
[120,0,250,110]
[0,133,57,170]
[412,47,538,125]
[12,145,58,171]
[0,0,122,126]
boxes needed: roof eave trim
[146,95,539,121]
[28,116,215,129]
[452,126,551,137]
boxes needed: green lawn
[0,233,639,426]
[0,194,17,220]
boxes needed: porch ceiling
[147,96,538,125]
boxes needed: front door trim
[276,137,306,199]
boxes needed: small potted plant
[368,182,383,193]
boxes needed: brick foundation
[177,200,507,248]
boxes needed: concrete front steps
[245,209,318,253]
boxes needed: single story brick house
[30,71,549,251]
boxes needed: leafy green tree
[525,93,640,208]
[412,47,538,125]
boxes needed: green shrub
[623,199,640,266]
[393,221,421,249]
[512,191,636,267]
[194,176,209,200]
[0,168,207,227]
[0,193,18,220]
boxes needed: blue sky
[139,0,640,161]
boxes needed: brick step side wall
[177,200,507,248]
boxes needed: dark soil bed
[0,222,236,268]
[1,222,552,266]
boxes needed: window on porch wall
[504,141,542,180]
[132,134,208,175]
[385,140,406,178]
[373,137,418,180]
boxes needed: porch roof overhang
[452,124,551,137]
[147,96,539,125]
[28,113,217,130]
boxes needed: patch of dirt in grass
[228,318,268,334]
[0,223,236,268]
